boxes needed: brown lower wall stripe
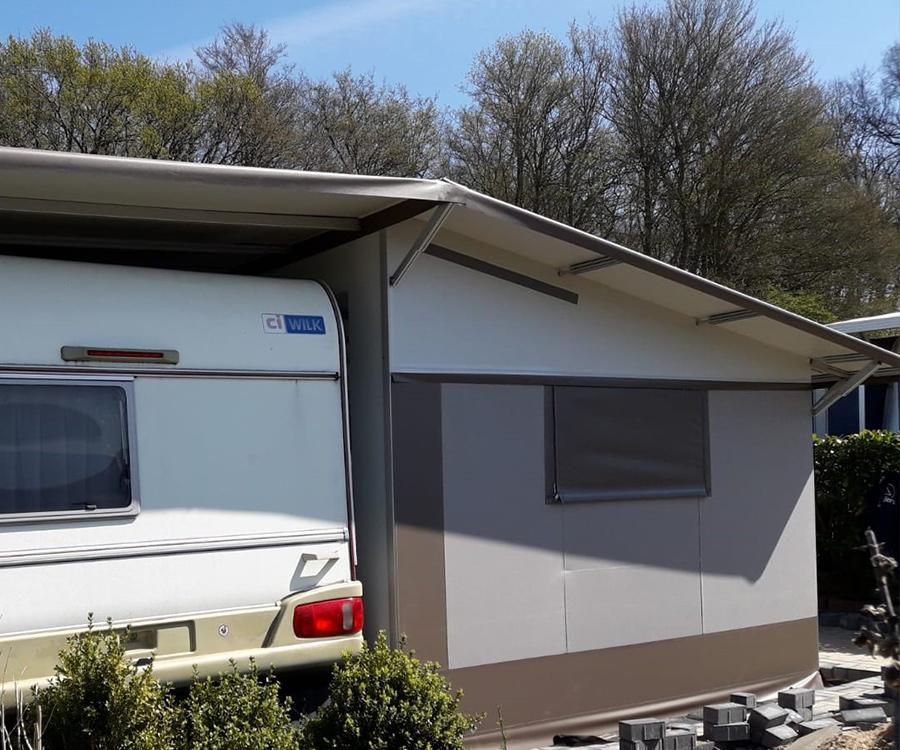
[451,617,818,749]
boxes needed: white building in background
[813,313,900,436]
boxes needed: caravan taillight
[61,346,179,364]
[292,597,364,638]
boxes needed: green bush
[300,632,481,750]
[176,660,299,750]
[814,430,900,603]
[32,617,175,750]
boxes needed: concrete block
[840,707,887,725]
[761,725,798,748]
[852,698,890,716]
[797,718,840,736]
[620,720,667,742]
[778,689,815,710]
[838,696,855,711]
[704,703,747,726]
[664,729,696,750]
[707,723,750,742]
[730,693,758,708]
[748,705,790,730]
[788,708,813,722]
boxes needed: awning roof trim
[0,147,896,373]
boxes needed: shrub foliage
[177,661,299,750]
[32,618,175,750]
[300,632,481,750]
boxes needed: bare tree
[295,69,443,177]
[194,23,303,167]
[447,26,621,234]
[609,0,836,286]
[830,44,900,225]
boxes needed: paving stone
[663,729,696,750]
[778,690,815,710]
[666,723,699,735]
[706,723,749,742]
[839,707,887,725]
[730,693,758,708]
[797,719,840,736]
[851,697,890,716]
[620,740,662,750]
[761,725,798,748]
[619,721,667,742]
[703,703,747,726]
[748,705,790,730]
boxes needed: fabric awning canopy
[0,146,896,382]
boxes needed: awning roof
[0,146,897,380]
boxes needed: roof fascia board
[0,147,458,203]
[449,181,900,370]
[0,196,360,232]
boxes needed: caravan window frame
[0,375,140,524]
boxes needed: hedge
[814,430,900,604]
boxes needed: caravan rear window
[0,379,136,520]
[546,385,710,503]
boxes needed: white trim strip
[0,528,348,567]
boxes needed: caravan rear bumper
[0,581,363,698]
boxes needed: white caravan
[0,255,361,692]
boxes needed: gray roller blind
[549,386,709,503]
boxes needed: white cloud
[157,0,444,62]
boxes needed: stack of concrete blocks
[619,719,702,750]
[703,701,749,746]
[747,703,796,747]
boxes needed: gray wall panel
[700,390,817,632]
[441,383,567,669]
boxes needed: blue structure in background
[813,314,900,436]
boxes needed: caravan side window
[0,379,137,521]
[546,385,710,503]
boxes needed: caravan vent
[61,346,179,365]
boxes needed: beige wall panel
[700,390,817,632]
[562,499,703,652]
[441,383,567,669]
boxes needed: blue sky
[1,1,897,107]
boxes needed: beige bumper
[0,581,363,698]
